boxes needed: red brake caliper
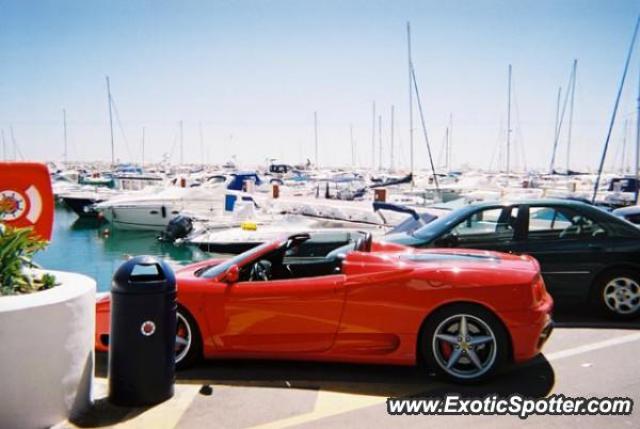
[440,341,452,358]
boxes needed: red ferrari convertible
[96,231,553,383]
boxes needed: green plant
[0,221,57,296]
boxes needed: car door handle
[587,244,604,251]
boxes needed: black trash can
[108,255,177,406]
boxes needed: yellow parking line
[249,391,386,429]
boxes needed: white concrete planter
[0,270,96,429]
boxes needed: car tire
[421,303,510,384]
[593,269,640,320]
[175,306,202,370]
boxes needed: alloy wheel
[175,312,192,364]
[603,277,640,315]
[432,313,498,380]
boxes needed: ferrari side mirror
[222,264,239,284]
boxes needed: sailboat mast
[566,59,577,171]
[378,115,382,170]
[106,76,115,166]
[390,105,395,171]
[10,126,17,160]
[63,108,68,164]
[350,124,355,168]
[506,64,512,175]
[636,60,640,204]
[179,120,184,165]
[448,113,453,171]
[141,127,146,167]
[622,119,629,173]
[1,129,5,160]
[199,122,205,166]
[407,22,414,176]
[592,15,640,203]
[551,86,562,173]
[445,126,450,172]
[410,65,439,190]
[371,101,376,169]
[314,111,319,168]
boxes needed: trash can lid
[111,255,176,294]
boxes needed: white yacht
[95,172,263,231]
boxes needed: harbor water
[34,207,210,292]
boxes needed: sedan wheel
[599,274,640,319]
[175,308,202,369]
[422,304,509,383]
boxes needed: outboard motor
[160,215,193,242]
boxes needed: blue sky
[1,0,639,171]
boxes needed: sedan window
[450,207,517,242]
[528,207,572,239]
[527,206,607,240]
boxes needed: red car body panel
[95,241,553,367]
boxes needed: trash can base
[108,387,175,407]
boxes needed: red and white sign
[0,162,54,241]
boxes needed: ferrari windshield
[199,240,281,279]
[411,205,478,239]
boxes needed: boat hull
[99,205,181,231]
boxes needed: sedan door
[515,205,608,301]
[217,274,347,353]
[433,205,523,253]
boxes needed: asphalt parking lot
[61,305,640,429]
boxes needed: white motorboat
[94,172,264,231]
[180,201,449,254]
[94,185,226,231]
[182,214,384,254]
[58,186,122,218]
